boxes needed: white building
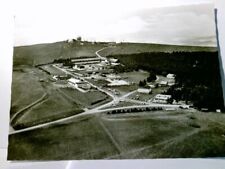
[167,73,175,79]
[168,82,175,86]
[68,78,81,87]
[106,74,120,79]
[73,65,87,70]
[111,63,120,66]
[107,79,130,86]
[52,75,58,80]
[159,81,168,86]
[137,88,152,94]
[68,78,91,92]
[152,94,171,104]
[148,84,156,88]
[109,58,118,63]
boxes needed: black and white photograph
[8,0,225,160]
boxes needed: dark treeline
[53,58,74,67]
[108,51,224,111]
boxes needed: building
[216,109,221,113]
[71,57,101,65]
[68,78,91,92]
[159,81,168,86]
[106,74,120,79]
[73,65,87,70]
[101,60,109,65]
[148,84,156,88]
[107,79,130,86]
[109,58,118,63]
[137,88,152,94]
[152,94,171,104]
[111,62,120,66]
[77,83,91,90]
[167,73,175,79]
[168,82,175,86]
[68,78,81,87]
[52,75,70,81]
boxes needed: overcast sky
[14,0,216,46]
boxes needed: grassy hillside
[100,42,217,57]
[11,66,47,117]
[13,41,105,66]
[13,41,217,66]
[10,66,83,129]
[8,110,225,160]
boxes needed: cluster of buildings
[136,73,176,104]
[68,78,91,93]
[70,57,120,73]
[53,56,131,92]
[104,73,130,87]
[159,74,176,87]
[50,54,177,105]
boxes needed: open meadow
[8,110,225,160]
[10,66,47,117]
[60,88,112,109]
[10,66,83,129]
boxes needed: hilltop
[13,41,217,66]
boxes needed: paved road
[9,103,182,135]
[95,47,108,60]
